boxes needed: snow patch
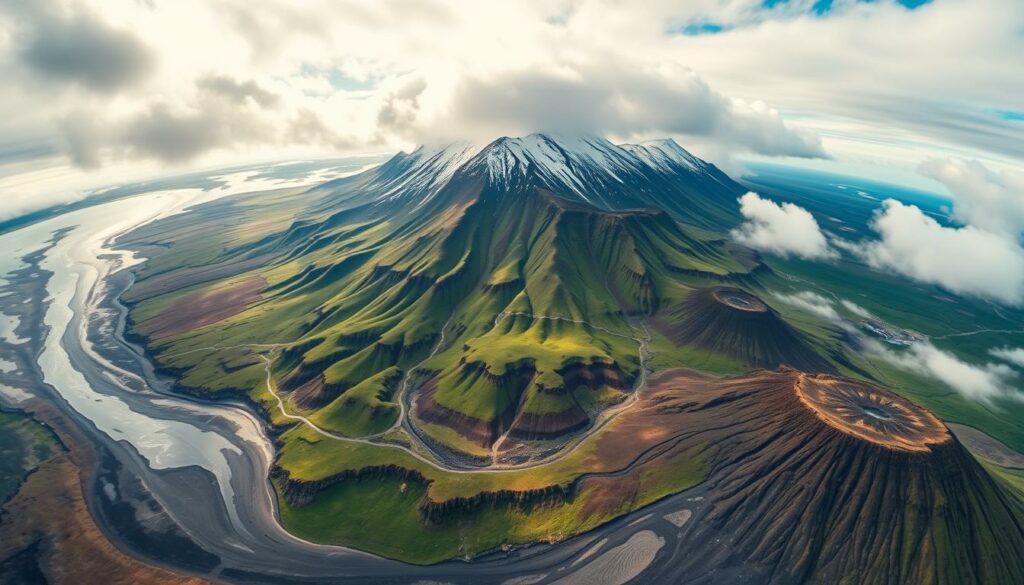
[366,133,719,209]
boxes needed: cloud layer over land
[774,289,1022,404]
[858,158,1024,305]
[860,200,1024,304]
[0,0,1021,175]
[0,0,837,174]
[735,154,1024,306]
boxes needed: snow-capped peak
[363,132,728,212]
[620,138,704,173]
[371,141,480,206]
[469,133,647,204]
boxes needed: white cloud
[0,0,826,176]
[0,0,1020,221]
[839,299,873,320]
[732,192,836,260]
[19,8,154,93]
[859,199,1024,304]
[773,291,840,321]
[769,288,1023,403]
[411,62,825,158]
[768,289,1021,402]
[919,157,1024,237]
[671,0,1024,163]
[990,347,1024,369]
[869,339,1018,403]
[774,290,872,328]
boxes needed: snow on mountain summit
[369,141,479,206]
[357,133,740,226]
[469,134,650,205]
[620,139,705,172]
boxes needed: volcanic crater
[658,286,836,373]
[795,374,951,453]
[638,368,1024,584]
[711,287,768,312]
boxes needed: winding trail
[379,313,457,437]
[0,173,713,585]
[259,309,652,474]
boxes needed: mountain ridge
[313,133,744,230]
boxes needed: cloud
[0,0,830,175]
[285,108,356,148]
[859,200,1024,304]
[767,289,1021,403]
[919,157,1024,237]
[773,291,840,321]
[402,61,826,159]
[19,9,154,92]
[376,78,429,132]
[668,0,1024,163]
[990,347,1024,369]
[839,299,873,319]
[870,340,1018,403]
[60,94,354,166]
[120,105,248,164]
[59,112,105,169]
[731,192,837,259]
[0,0,1020,217]
[197,75,281,108]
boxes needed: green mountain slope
[112,135,1024,579]
[123,136,788,459]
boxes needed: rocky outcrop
[507,408,590,440]
[419,482,574,525]
[289,375,334,410]
[415,361,535,446]
[273,464,576,524]
[553,359,631,393]
[418,357,633,445]
[482,278,524,296]
[283,333,439,410]
[274,464,429,507]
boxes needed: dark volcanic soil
[286,364,1024,584]
[415,379,515,447]
[657,286,836,373]
[637,368,1024,585]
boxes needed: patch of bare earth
[139,275,266,340]
[948,422,1024,468]
[0,401,213,585]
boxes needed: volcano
[657,286,836,373]
[622,369,1024,585]
[124,134,842,455]
[309,133,744,229]
[227,133,769,453]
[122,132,1024,577]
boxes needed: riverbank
[0,179,759,584]
[0,397,216,585]
[0,232,216,584]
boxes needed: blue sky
[677,0,935,34]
